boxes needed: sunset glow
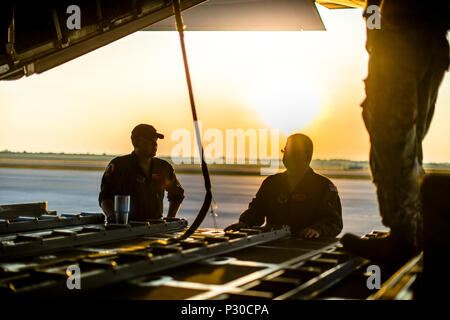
[251,71,321,134]
[0,6,449,162]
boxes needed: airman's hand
[224,221,248,232]
[298,227,320,239]
[106,214,116,224]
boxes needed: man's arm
[99,161,120,223]
[167,201,182,218]
[100,199,115,223]
[309,183,343,237]
[165,167,185,218]
[225,179,269,231]
[238,194,266,227]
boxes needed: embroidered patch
[277,194,289,204]
[136,175,146,183]
[292,193,307,201]
[329,184,338,192]
[104,163,114,176]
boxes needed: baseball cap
[131,124,164,140]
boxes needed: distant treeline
[1,150,449,171]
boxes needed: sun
[250,73,321,135]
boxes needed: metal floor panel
[0,226,417,299]
[79,236,347,300]
[219,246,311,264]
[88,283,209,300]
[154,263,265,285]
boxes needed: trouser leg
[362,30,423,245]
[362,30,449,247]
[340,30,449,263]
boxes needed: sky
[0,5,449,163]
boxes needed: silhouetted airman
[99,124,184,222]
[225,134,343,238]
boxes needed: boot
[340,229,418,267]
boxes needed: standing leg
[341,29,448,265]
[362,29,423,247]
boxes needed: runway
[0,167,385,235]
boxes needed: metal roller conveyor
[0,213,106,235]
[0,218,188,261]
[0,226,290,296]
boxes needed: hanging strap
[170,0,212,241]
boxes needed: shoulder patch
[329,184,338,192]
[104,163,115,176]
[152,173,163,181]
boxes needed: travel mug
[114,195,130,224]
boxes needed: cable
[170,0,213,241]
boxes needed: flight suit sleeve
[98,161,121,207]
[165,166,185,203]
[238,178,269,227]
[310,183,343,237]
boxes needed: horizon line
[1,150,449,166]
